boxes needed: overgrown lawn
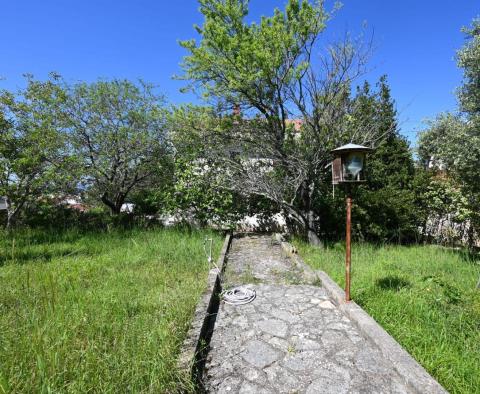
[295,241,480,394]
[0,228,222,393]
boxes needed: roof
[285,119,303,132]
[331,143,373,154]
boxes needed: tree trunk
[298,180,323,247]
[307,209,323,247]
[101,193,123,215]
[467,222,475,252]
[282,204,323,247]
[5,197,16,230]
[6,212,14,230]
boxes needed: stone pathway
[203,235,413,393]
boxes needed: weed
[287,344,297,354]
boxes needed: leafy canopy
[457,17,480,118]
[181,0,328,108]
[0,76,68,227]
[60,79,171,214]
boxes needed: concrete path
[203,235,413,393]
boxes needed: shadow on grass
[375,275,411,291]
[0,247,92,267]
[453,248,480,265]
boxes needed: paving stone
[273,309,301,323]
[266,336,290,352]
[264,364,302,393]
[256,318,289,338]
[321,329,352,351]
[232,315,250,329]
[239,381,274,394]
[283,350,327,372]
[241,340,281,369]
[307,375,350,394]
[291,336,324,351]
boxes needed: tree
[352,77,417,242]
[414,170,471,245]
[457,17,480,119]
[0,77,67,229]
[362,77,414,191]
[455,17,480,219]
[418,113,479,246]
[60,79,172,215]
[166,105,251,226]
[417,17,480,249]
[180,0,382,245]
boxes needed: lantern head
[331,144,372,184]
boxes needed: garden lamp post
[331,144,372,302]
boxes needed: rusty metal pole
[345,193,352,302]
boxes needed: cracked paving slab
[203,236,412,393]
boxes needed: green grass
[295,241,480,394]
[0,227,222,393]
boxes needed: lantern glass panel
[344,152,364,179]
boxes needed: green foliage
[354,77,417,242]
[0,228,222,392]
[164,105,250,226]
[457,17,480,118]
[180,0,328,104]
[353,186,418,242]
[0,76,70,228]
[418,114,479,245]
[417,113,468,173]
[296,241,480,394]
[318,76,419,243]
[0,76,174,228]
[59,79,172,214]
[414,170,472,245]
[19,201,137,232]
[167,158,247,226]
[364,78,414,191]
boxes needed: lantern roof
[331,143,373,154]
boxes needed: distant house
[121,203,135,214]
[285,118,303,132]
[58,195,90,213]
[427,155,447,171]
[0,197,6,211]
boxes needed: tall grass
[0,227,222,393]
[295,241,480,394]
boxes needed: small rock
[319,300,335,309]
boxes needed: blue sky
[1,1,478,143]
